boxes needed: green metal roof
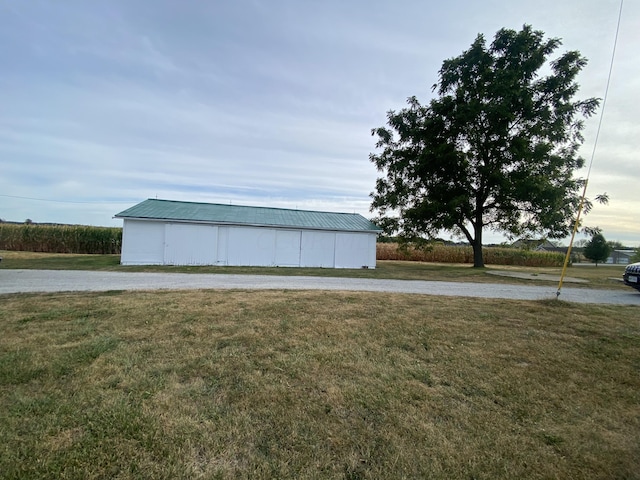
[115,199,381,233]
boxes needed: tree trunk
[472,221,484,268]
[472,241,484,268]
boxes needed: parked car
[623,262,640,291]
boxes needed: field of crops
[0,224,566,266]
[0,224,122,254]
[377,242,566,267]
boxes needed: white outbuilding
[115,199,381,268]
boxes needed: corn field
[0,225,565,266]
[377,243,565,267]
[0,224,122,254]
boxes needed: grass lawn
[1,289,638,479]
[0,249,628,289]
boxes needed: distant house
[115,199,381,268]
[607,250,635,265]
[511,238,557,251]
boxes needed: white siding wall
[222,227,303,267]
[275,230,301,266]
[120,220,377,268]
[366,234,377,268]
[216,226,228,265]
[335,233,376,269]
[164,223,218,265]
[120,220,165,265]
[226,227,276,266]
[300,231,336,268]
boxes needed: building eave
[115,215,382,234]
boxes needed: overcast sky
[1,0,637,246]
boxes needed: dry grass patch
[1,290,639,479]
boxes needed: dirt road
[2,269,639,305]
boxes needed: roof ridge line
[146,198,364,217]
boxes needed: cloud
[1,0,637,245]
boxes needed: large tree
[370,25,599,267]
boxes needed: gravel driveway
[2,269,639,305]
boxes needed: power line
[556,0,623,299]
[585,0,623,179]
[0,194,134,204]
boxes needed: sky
[1,0,638,246]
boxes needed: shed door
[335,233,372,269]
[227,227,276,266]
[164,223,218,265]
[274,230,301,266]
[121,220,165,265]
[300,231,335,268]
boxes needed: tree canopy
[370,25,599,267]
[583,232,611,266]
